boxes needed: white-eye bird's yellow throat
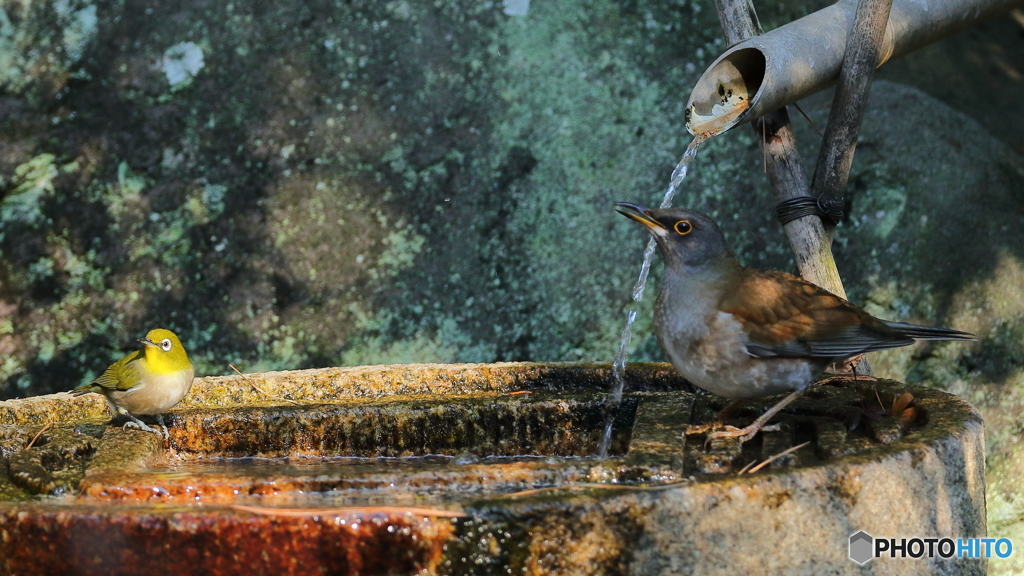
[73,328,195,437]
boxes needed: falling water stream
[598,135,706,457]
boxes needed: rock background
[1,0,1023,572]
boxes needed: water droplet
[452,451,480,465]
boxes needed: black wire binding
[775,196,844,226]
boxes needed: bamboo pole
[813,0,896,238]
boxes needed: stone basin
[0,362,985,575]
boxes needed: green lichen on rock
[0,0,98,94]
[1,0,759,395]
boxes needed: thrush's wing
[74,349,146,393]
[719,269,916,360]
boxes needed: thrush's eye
[674,220,692,235]
[160,338,172,352]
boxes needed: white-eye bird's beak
[139,337,157,347]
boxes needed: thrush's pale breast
[654,261,827,399]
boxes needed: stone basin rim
[0,362,984,494]
[0,361,688,426]
[0,362,987,576]
[1,375,984,507]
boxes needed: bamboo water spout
[686,0,1023,135]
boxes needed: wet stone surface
[0,363,986,575]
[77,392,649,504]
[8,426,100,496]
[683,377,930,475]
[165,393,639,459]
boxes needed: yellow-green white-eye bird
[72,329,195,438]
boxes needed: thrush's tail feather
[745,321,973,360]
[882,321,975,341]
[746,336,915,359]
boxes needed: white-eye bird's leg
[120,409,161,436]
[156,413,169,439]
[704,390,804,446]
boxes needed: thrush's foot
[817,373,878,386]
[825,354,867,376]
[702,390,804,448]
[684,399,750,436]
[704,422,782,447]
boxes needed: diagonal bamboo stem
[712,0,848,299]
[813,0,896,240]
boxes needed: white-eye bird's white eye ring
[161,338,172,352]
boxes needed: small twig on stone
[25,421,53,449]
[508,390,533,396]
[737,458,759,475]
[743,441,811,474]
[229,364,300,405]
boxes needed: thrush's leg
[704,390,803,446]
[826,354,864,376]
[684,399,749,435]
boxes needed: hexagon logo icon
[849,531,874,565]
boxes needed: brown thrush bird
[616,203,974,443]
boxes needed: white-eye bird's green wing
[76,349,146,393]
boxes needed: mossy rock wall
[2,3,1024,573]
[1,0,840,392]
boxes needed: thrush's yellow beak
[615,202,666,231]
